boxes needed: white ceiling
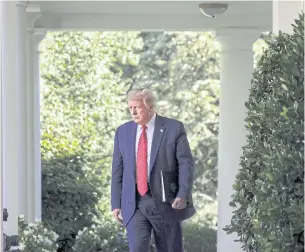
[32,1,270,15]
[29,1,273,31]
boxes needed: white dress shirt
[135,113,156,180]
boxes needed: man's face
[128,99,152,125]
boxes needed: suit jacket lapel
[149,115,166,175]
[130,122,137,180]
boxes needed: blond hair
[127,88,156,109]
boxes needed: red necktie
[137,125,148,196]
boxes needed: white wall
[273,0,304,33]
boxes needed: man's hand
[172,198,187,209]
[112,209,123,224]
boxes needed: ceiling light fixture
[199,3,228,18]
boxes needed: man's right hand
[112,209,123,224]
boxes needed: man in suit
[111,88,195,252]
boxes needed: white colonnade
[1,1,44,238]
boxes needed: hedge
[224,13,304,252]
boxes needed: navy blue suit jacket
[111,114,196,226]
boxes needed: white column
[216,29,260,252]
[273,0,304,33]
[33,29,46,221]
[16,0,29,219]
[26,28,36,222]
[26,27,45,222]
[2,1,20,235]
[0,2,3,250]
[26,5,43,222]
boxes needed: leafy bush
[149,220,216,252]
[224,13,304,251]
[42,155,103,251]
[73,218,128,252]
[183,221,217,252]
[19,216,58,252]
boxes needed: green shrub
[183,221,217,252]
[224,13,304,251]
[42,155,103,251]
[149,220,217,252]
[73,215,216,252]
[19,216,58,252]
[73,218,128,252]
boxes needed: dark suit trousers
[126,188,183,252]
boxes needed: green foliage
[40,31,143,167]
[224,13,304,251]
[42,155,103,251]
[73,219,217,252]
[19,216,59,252]
[149,221,217,252]
[253,32,274,68]
[183,221,217,252]
[73,219,128,252]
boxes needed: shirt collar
[138,113,156,130]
